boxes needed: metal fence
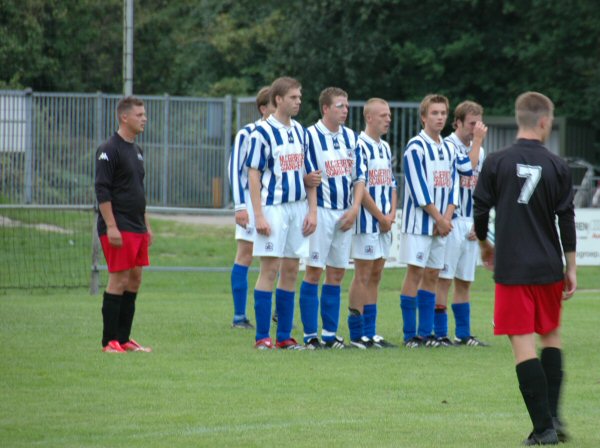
[0,90,232,208]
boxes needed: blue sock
[275,288,295,342]
[299,281,319,343]
[231,263,249,322]
[434,306,448,338]
[254,289,272,341]
[320,284,341,342]
[347,309,363,342]
[363,304,377,339]
[452,302,471,340]
[400,295,417,341]
[417,289,436,338]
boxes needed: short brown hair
[453,100,483,128]
[515,92,554,129]
[269,77,301,107]
[363,98,388,119]
[117,96,144,122]
[255,87,270,113]
[319,87,348,115]
[419,94,449,119]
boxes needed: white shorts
[306,208,352,269]
[235,190,256,242]
[439,218,479,282]
[253,201,309,259]
[351,232,392,260]
[398,232,446,269]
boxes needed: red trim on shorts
[494,281,563,336]
[100,231,150,273]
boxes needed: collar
[447,132,470,153]
[267,114,293,131]
[419,129,443,146]
[359,131,382,146]
[315,120,342,137]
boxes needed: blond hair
[515,92,554,129]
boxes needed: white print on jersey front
[516,164,542,204]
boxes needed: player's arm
[303,132,321,187]
[361,191,392,233]
[556,165,577,299]
[473,157,495,270]
[98,202,122,247]
[339,181,364,232]
[468,121,487,169]
[231,128,251,228]
[248,168,269,236]
[144,213,153,246]
[303,185,317,236]
[563,252,576,300]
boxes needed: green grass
[1,218,599,447]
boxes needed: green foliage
[1,0,599,141]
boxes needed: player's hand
[435,217,453,236]
[235,209,249,228]
[255,214,271,237]
[147,228,153,247]
[378,214,393,233]
[562,268,577,300]
[304,170,322,188]
[338,208,357,232]
[473,121,488,142]
[467,227,477,241]
[107,225,122,247]
[302,211,317,236]
[479,240,495,271]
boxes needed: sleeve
[555,163,576,253]
[473,156,496,240]
[229,128,249,210]
[94,143,117,204]
[246,128,269,172]
[387,143,397,188]
[403,141,432,207]
[303,128,316,174]
[354,142,367,184]
[448,156,459,206]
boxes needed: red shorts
[100,231,150,273]
[494,281,563,336]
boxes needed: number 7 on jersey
[516,164,542,204]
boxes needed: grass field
[1,218,599,447]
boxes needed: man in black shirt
[95,96,152,353]
[473,92,576,445]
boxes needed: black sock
[117,290,137,344]
[516,358,553,433]
[541,347,563,418]
[102,292,122,347]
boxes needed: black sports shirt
[95,132,147,235]
[473,138,576,284]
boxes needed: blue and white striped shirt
[402,130,471,235]
[228,120,260,211]
[444,132,485,219]
[306,121,364,210]
[355,131,396,234]
[246,115,314,206]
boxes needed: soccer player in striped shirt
[298,87,365,349]
[347,98,397,349]
[228,87,274,329]
[246,76,317,350]
[399,94,472,348]
[434,101,488,346]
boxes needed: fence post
[223,95,232,208]
[162,94,170,206]
[23,88,33,204]
[90,92,103,294]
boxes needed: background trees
[2,0,599,155]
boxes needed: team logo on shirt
[279,154,304,172]
[137,154,144,161]
[265,242,274,252]
[325,159,353,177]
[368,169,393,186]
[98,152,109,161]
[365,245,374,255]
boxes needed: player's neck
[424,128,441,143]
[117,127,136,143]
[273,110,292,127]
[321,118,340,133]
[516,129,543,142]
[365,127,381,142]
